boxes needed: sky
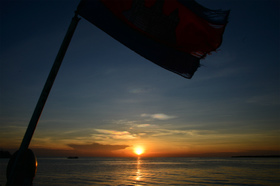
[0,0,279,157]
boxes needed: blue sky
[0,0,279,157]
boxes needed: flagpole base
[6,149,37,186]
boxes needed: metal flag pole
[7,12,80,185]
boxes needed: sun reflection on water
[136,157,141,182]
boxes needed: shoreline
[231,155,280,158]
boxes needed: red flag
[77,0,229,78]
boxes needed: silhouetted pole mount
[6,12,80,186]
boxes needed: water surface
[1,157,279,185]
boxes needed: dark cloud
[68,142,129,152]
[5,143,130,157]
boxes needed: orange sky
[2,125,279,157]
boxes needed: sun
[134,146,145,156]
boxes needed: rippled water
[1,157,279,185]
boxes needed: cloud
[136,124,151,127]
[128,88,147,94]
[149,129,197,137]
[141,113,177,120]
[95,129,137,139]
[246,93,280,106]
[68,142,129,152]
[128,86,153,94]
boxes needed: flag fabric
[77,0,229,79]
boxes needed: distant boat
[67,156,78,159]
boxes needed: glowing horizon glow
[134,146,145,156]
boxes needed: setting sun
[134,146,145,156]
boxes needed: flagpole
[7,12,80,185]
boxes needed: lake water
[1,157,279,185]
